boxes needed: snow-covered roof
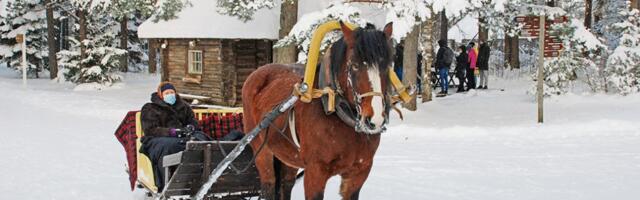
[138,0,281,39]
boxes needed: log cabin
[137,0,280,107]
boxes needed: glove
[185,125,195,133]
[169,128,186,138]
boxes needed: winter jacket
[455,51,469,75]
[140,92,198,141]
[468,48,478,70]
[436,47,454,69]
[478,43,491,70]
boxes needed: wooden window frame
[187,50,204,75]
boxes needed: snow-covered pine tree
[0,17,13,68]
[542,21,585,95]
[57,1,126,85]
[153,0,191,22]
[276,2,367,62]
[0,0,49,78]
[126,13,150,72]
[605,8,640,95]
[111,0,154,72]
[216,0,276,22]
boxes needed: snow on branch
[216,0,276,22]
[276,1,367,62]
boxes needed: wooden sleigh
[134,109,261,199]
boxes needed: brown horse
[242,22,394,200]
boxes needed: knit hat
[157,82,177,98]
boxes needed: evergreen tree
[216,0,276,22]
[126,12,150,72]
[0,0,49,78]
[153,0,191,22]
[0,18,13,68]
[57,1,126,85]
[605,8,640,95]
[111,0,154,72]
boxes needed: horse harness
[280,49,405,149]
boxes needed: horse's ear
[340,21,355,47]
[383,22,393,41]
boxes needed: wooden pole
[119,17,129,72]
[20,34,27,86]
[148,40,157,73]
[537,2,545,123]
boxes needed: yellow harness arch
[298,21,411,106]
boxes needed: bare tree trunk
[504,34,520,69]
[439,10,448,41]
[45,0,58,79]
[478,16,488,42]
[504,34,512,69]
[78,9,87,69]
[148,39,157,73]
[585,0,593,29]
[631,0,638,10]
[546,0,555,7]
[403,25,419,111]
[274,0,298,64]
[421,16,436,102]
[511,35,520,69]
[119,17,128,72]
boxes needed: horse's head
[331,22,394,134]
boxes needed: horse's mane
[330,24,392,75]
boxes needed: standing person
[467,42,478,90]
[477,41,491,89]
[435,39,454,97]
[455,45,469,93]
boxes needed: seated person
[140,82,210,191]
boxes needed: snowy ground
[1,66,639,200]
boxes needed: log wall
[161,39,273,106]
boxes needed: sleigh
[133,109,261,199]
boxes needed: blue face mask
[163,94,177,105]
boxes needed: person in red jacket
[466,42,478,90]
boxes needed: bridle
[345,60,390,134]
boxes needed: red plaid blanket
[114,111,244,190]
[200,113,244,140]
[114,111,138,190]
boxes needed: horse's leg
[274,158,298,200]
[254,149,277,200]
[303,166,331,200]
[339,165,373,200]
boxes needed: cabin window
[188,50,203,74]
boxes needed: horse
[242,22,395,200]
